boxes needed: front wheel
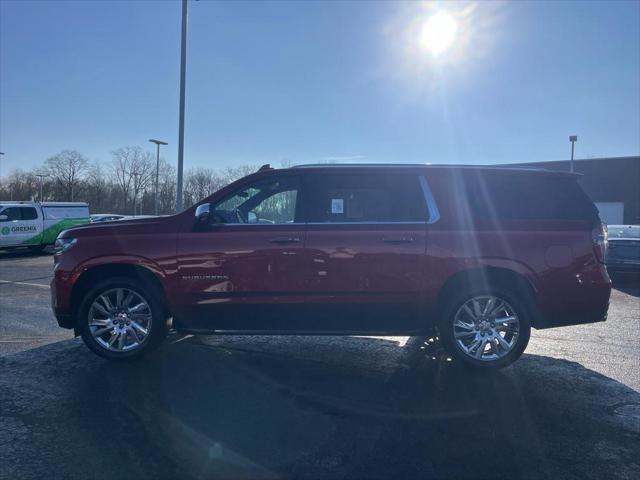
[78,277,169,360]
[438,289,531,369]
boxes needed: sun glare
[420,11,458,56]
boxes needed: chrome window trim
[419,175,441,224]
[211,221,427,227]
[305,221,426,226]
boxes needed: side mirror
[0,214,8,222]
[194,203,210,223]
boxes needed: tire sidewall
[438,286,531,369]
[78,277,168,360]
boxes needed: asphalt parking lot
[1,249,639,479]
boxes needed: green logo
[1,227,9,235]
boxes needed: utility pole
[149,139,168,216]
[176,0,188,213]
[569,135,577,173]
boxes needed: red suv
[51,164,611,368]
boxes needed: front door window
[212,176,300,225]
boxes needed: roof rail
[292,163,431,168]
[258,164,273,171]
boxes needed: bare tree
[45,150,89,201]
[183,167,226,207]
[3,169,38,201]
[110,146,154,212]
[220,164,258,185]
[157,159,176,214]
[0,152,263,216]
[85,162,108,212]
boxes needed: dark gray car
[606,225,640,274]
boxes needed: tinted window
[0,207,24,221]
[306,174,427,223]
[21,207,38,220]
[213,176,300,224]
[464,173,598,221]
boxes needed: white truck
[0,202,90,251]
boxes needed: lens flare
[420,11,458,56]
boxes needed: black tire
[78,277,169,360]
[438,285,531,369]
[28,244,47,253]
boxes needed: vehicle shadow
[2,335,639,480]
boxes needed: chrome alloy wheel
[88,288,152,352]
[453,295,520,361]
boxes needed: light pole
[176,0,188,213]
[149,139,168,216]
[36,173,48,202]
[569,135,577,173]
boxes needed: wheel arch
[436,266,540,326]
[70,263,171,329]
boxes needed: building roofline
[502,155,639,166]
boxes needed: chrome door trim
[419,175,441,225]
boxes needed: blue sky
[1,0,639,174]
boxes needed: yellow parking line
[0,279,50,288]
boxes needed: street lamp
[36,173,48,202]
[149,139,168,216]
[569,135,577,173]
[176,0,189,213]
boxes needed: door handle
[269,237,301,244]
[382,237,414,245]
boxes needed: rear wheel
[78,277,169,360]
[438,288,531,369]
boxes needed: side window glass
[212,176,300,224]
[1,207,22,221]
[21,208,38,220]
[308,174,427,223]
[252,190,297,224]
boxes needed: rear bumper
[606,262,640,273]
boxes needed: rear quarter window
[463,173,598,221]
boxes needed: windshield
[608,225,640,238]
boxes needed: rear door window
[20,207,38,220]
[306,173,427,223]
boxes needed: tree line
[0,147,261,215]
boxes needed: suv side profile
[51,164,611,369]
